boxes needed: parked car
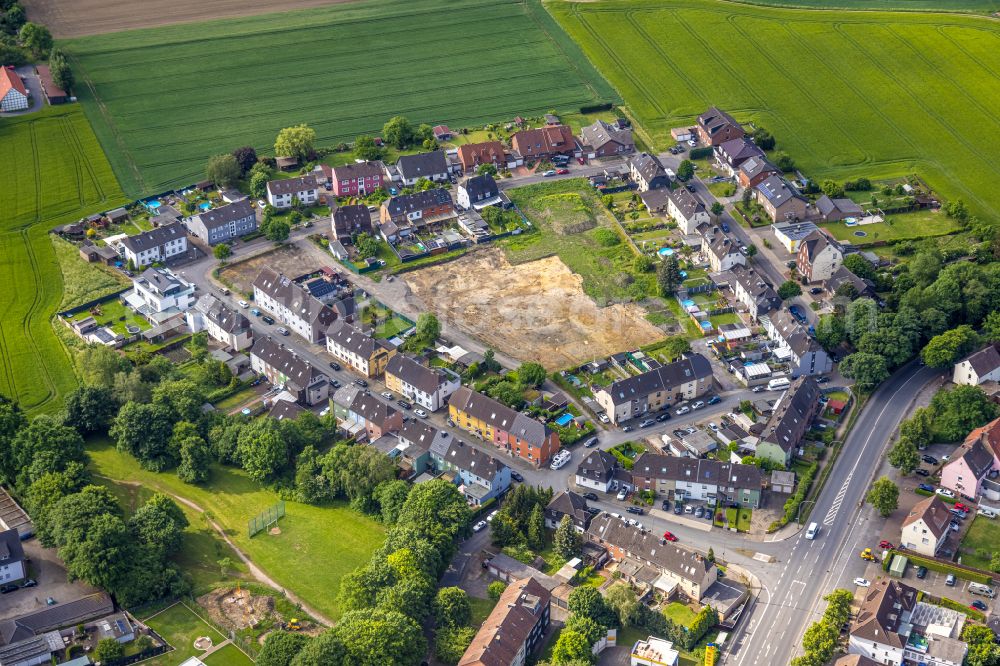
[542,170,557,177]
[661,499,671,511]
[663,531,678,542]
[330,380,341,389]
[809,287,823,295]
[916,566,928,579]
[556,168,569,175]
[328,361,341,371]
[251,308,261,317]
[261,315,275,325]
[626,506,643,515]
[353,378,368,388]
[486,511,498,523]
[675,406,691,416]
[707,395,722,405]
[691,400,705,410]
[511,471,524,482]
[380,391,393,399]
[922,455,938,465]
[577,157,586,165]
[695,506,705,518]
[955,502,971,512]
[752,386,765,393]
[396,400,412,410]
[878,540,894,550]
[946,574,957,586]
[617,488,629,501]
[583,492,599,501]
[936,488,956,498]
[789,305,806,323]
[472,520,487,532]
[708,422,719,432]
[20,579,36,588]
[0,584,18,594]
[598,413,610,424]
[583,436,599,447]
[656,412,671,422]
[414,409,428,418]
[853,578,871,588]
[915,469,930,477]
[971,600,989,611]
[275,327,289,336]
[622,425,633,432]
[917,483,935,493]
[638,419,655,428]
[720,222,730,233]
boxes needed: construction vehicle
[860,548,876,561]
[287,618,301,631]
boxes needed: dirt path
[99,477,334,627]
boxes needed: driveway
[0,66,43,117]
[0,539,100,621]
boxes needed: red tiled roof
[35,65,66,98]
[0,66,27,99]
[965,415,1000,459]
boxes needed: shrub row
[689,147,713,160]
[898,551,993,585]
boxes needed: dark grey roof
[546,491,592,529]
[383,189,453,217]
[398,419,444,456]
[195,294,251,335]
[666,187,707,220]
[629,152,666,186]
[576,450,620,484]
[824,265,871,296]
[396,150,448,180]
[815,195,862,217]
[850,579,916,649]
[461,174,499,201]
[962,346,1000,376]
[956,439,995,480]
[135,267,186,295]
[730,265,782,315]
[326,320,393,358]
[0,528,24,565]
[715,137,764,166]
[430,435,506,480]
[252,268,341,331]
[119,222,185,253]
[249,337,327,390]
[449,387,552,447]
[766,310,820,357]
[267,399,305,421]
[579,119,632,150]
[631,453,763,490]
[799,230,841,262]
[761,377,821,453]
[266,174,318,196]
[332,204,373,237]
[586,514,714,582]
[698,107,742,138]
[0,593,113,644]
[639,188,671,212]
[756,176,805,208]
[599,354,713,407]
[738,156,779,180]
[704,228,740,260]
[349,390,399,429]
[191,199,253,230]
[0,631,62,664]
[386,354,450,394]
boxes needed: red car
[954,502,971,512]
[576,157,586,165]
[663,531,678,542]
[556,168,569,175]
[878,540,894,550]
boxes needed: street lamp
[796,500,816,525]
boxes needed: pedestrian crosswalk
[823,472,853,526]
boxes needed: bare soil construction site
[405,248,663,369]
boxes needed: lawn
[959,515,1000,570]
[202,644,255,666]
[142,602,227,666]
[0,105,127,414]
[706,180,736,198]
[547,0,1000,221]
[88,439,385,620]
[51,236,130,309]
[818,209,961,245]
[469,596,499,627]
[64,296,150,336]
[64,0,618,197]
[663,601,698,628]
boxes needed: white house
[703,227,745,272]
[128,268,195,315]
[456,174,501,210]
[0,66,29,112]
[186,294,253,351]
[0,528,26,583]
[384,353,461,412]
[728,265,782,321]
[575,449,631,494]
[631,636,679,666]
[252,267,348,344]
[900,495,951,557]
[761,310,832,377]
[115,223,188,269]
[667,187,711,234]
[266,174,319,209]
[953,345,1000,386]
[395,151,450,186]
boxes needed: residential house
[510,125,576,160]
[696,107,744,146]
[578,119,634,158]
[433,125,452,140]
[329,161,384,197]
[325,320,396,377]
[663,429,717,458]
[0,528,25,583]
[629,153,669,192]
[0,66,28,112]
[901,495,952,556]
[457,141,507,173]
[834,656,880,666]
[250,337,330,405]
[458,577,551,666]
[457,174,501,210]
[761,310,832,377]
[333,385,403,439]
[68,317,122,348]
[667,187,711,234]
[0,593,115,666]
[714,137,764,177]
[575,449,632,495]
[757,376,822,467]
[430,434,511,506]
[729,265,782,321]
[771,470,796,494]
[78,239,118,265]
[631,637,680,666]
[186,294,253,351]
[331,204,374,241]
[825,265,874,298]
[594,354,714,424]
[380,189,454,226]
[703,228,745,272]
[127,268,195,315]
[396,150,450,186]
[34,64,67,104]
[771,221,821,254]
[267,398,305,422]
[671,127,695,142]
[384,353,461,412]
[737,157,780,190]
[940,437,996,498]
[448,387,561,466]
[639,188,671,216]
[586,514,718,600]
[545,491,593,531]
[815,195,863,222]
[797,230,844,282]
[185,199,257,245]
[266,174,319,209]
[849,579,967,666]
[755,176,809,222]
[630,453,764,508]
[115,223,188,268]
[953,345,1000,387]
[252,268,350,344]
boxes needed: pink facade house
[330,161,384,197]
[940,432,998,498]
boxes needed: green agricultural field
[88,439,386,621]
[547,0,1000,220]
[0,106,126,413]
[734,0,1000,12]
[63,0,618,197]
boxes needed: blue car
[789,305,807,323]
[721,222,730,233]
[918,483,935,493]
[707,395,721,405]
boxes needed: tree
[481,349,501,373]
[565,614,604,647]
[657,255,683,296]
[488,580,507,600]
[237,418,289,483]
[921,325,981,368]
[899,407,934,448]
[867,476,899,517]
[567,586,618,628]
[744,243,757,257]
[373,479,410,524]
[264,218,290,242]
[751,127,775,150]
[275,124,316,160]
[353,135,384,161]
[983,311,1000,343]
[178,435,212,484]
[10,415,86,493]
[845,298,879,345]
[908,251,942,287]
[18,22,51,57]
[711,201,724,216]
[213,243,232,261]
[658,336,691,362]
[477,163,498,176]
[206,153,241,187]
[554,514,581,558]
[594,228,620,247]
[778,280,802,300]
[250,171,270,199]
[333,607,425,666]
[843,254,875,281]
[527,504,546,550]
[93,637,124,662]
[63,385,118,435]
[416,312,440,342]
[232,146,258,175]
[742,186,752,208]
[676,160,694,181]
[840,352,889,392]
[774,151,795,172]
[815,314,846,351]
[962,624,1000,666]
[435,626,476,665]
[258,631,311,666]
[552,630,594,665]
[383,116,415,150]
[25,464,88,547]
[821,180,844,198]
[434,587,471,628]
[604,583,639,626]
[354,232,379,258]
[130,493,187,562]
[888,437,920,475]
[290,631,347,666]
[518,362,546,388]
[930,385,1000,442]
[858,327,913,369]
[632,254,653,273]
[48,48,73,92]
[489,513,519,547]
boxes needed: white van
[970,582,996,598]
[805,522,819,540]
[978,506,998,519]
[768,377,791,391]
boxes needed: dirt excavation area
[217,244,317,296]
[405,249,663,369]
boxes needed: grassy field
[818,209,961,245]
[142,603,227,666]
[0,105,126,413]
[547,0,1000,220]
[959,515,1000,570]
[64,0,618,197]
[89,439,385,620]
[202,644,255,666]
[51,235,130,309]
[733,0,1000,11]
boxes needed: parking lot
[0,539,101,621]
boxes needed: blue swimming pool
[199,202,212,211]
[679,270,688,278]
[145,199,162,211]
[682,299,695,308]
[658,247,675,257]
[554,413,574,426]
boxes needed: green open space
[51,235,131,310]
[733,0,1000,11]
[959,515,1000,570]
[142,603,226,666]
[469,597,499,627]
[663,601,699,627]
[547,0,1000,221]
[63,296,150,337]
[0,105,127,414]
[818,209,961,245]
[64,0,617,197]
[202,644,255,666]
[88,439,385,620]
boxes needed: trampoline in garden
[554,413,574,427]
[854,230,867,237]
[680,270,688,278]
